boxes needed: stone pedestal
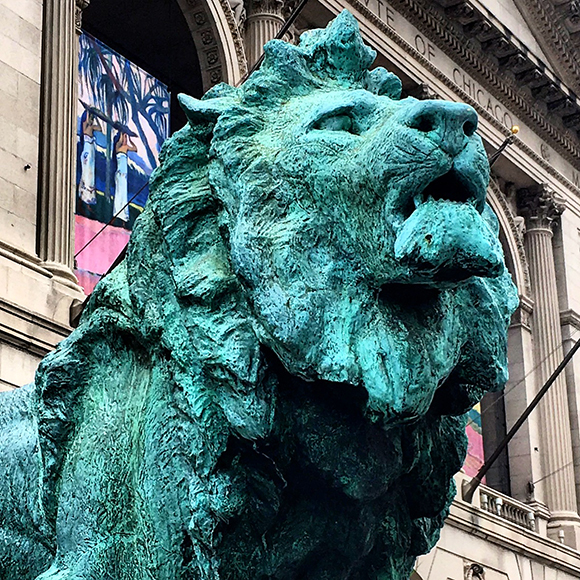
[518,185,580,548]
[244,0,287,68]
[37,0,89,286]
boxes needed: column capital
[244,0,295,66]
[517,184,565,231]
[245,0,296,17]
[75,0,90,34]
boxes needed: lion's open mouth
[414,168,476,208]
[393,165,502,284]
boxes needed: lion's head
[175,10,517,423]
[7,10,517,580]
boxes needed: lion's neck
[214,367,415,580]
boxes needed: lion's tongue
[394,199,503,282]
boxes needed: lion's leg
[0,384,54,580]
[32,336,195,580]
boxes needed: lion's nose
[404,100,478,157]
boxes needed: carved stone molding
[406,82,441,100]
[517,184,566,231]
[489,179,532,296]
[384,0,580,166]
[513,0,580,90]
[464,563,485,580]
[0,297,72,358]
[511,294,534,330]
[179,0,248,88]
[560,308,580,333]
[227,0,246,28]
[246,0,285,15]
[216,0,249,76]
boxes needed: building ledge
[449,472,580,574]
[0,297,71,358]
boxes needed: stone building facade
[2,0,580,578]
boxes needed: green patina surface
[0,11,518,580]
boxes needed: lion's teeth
[413,193,423,208]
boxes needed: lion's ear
[179,92,235,126]
[364,68,402,99]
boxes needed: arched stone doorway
[36,0,247,283]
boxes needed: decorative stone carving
[246,0,285,15]
[75,0,90,34]
[341,0,580,205]
[214,0,249,78]
[513,0,580,89]
[517,184,566,231]
[511,295,534,329]
[177,0,248,87]
[0,13,518,578]
[465,563,485,580]
[387,0,580,166]
[408,82,441,100]
[228,0,246,27]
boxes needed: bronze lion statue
[0,11,517,580]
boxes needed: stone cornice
[512,0,580,91]
[386,0,580,166]
[0,298,71,358]
[560,308,580,332]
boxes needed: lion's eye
[313,113,358,134]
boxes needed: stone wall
[0,0,42,254]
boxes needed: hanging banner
[464,403,485,481]
[75,32,170,294]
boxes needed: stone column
[244,0,287,68]
[518,185,580,547]
[37,0,88,285]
